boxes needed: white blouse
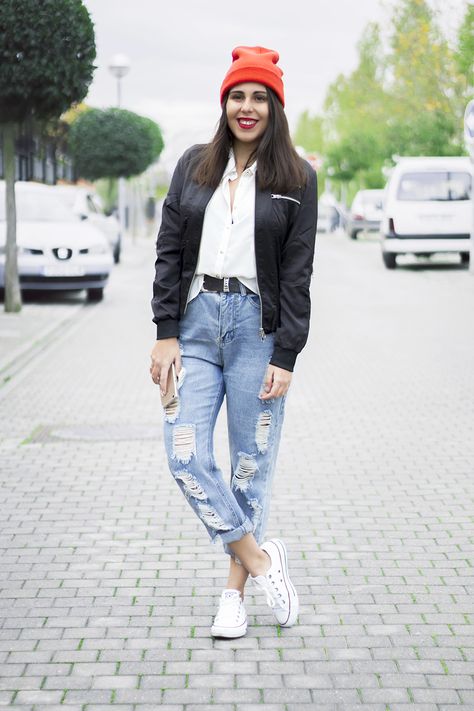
[187,151,259,304]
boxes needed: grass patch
[440,659,449,675]
[19,424,42,445]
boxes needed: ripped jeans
[162,289,286,559]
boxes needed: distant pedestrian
[150,46,318,638]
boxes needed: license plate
[43,265,85,277]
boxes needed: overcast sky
[82,0,467,169]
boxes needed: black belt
[202,275,253,294]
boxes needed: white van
[381,156,472,268]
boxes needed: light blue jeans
[162,289,286,559]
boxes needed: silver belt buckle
[223,277,230,292]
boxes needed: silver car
[0,181,113,301]
[346,189,384,240]
[51,184,122,264]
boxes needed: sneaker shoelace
[256,571,286,609]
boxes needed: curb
[0,302,85,391]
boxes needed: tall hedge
[69,108,164,180]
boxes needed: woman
[150,46,318,638]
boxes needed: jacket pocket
[271,194,301,206]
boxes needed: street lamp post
[463,99,474,274]
[108,54,131,244]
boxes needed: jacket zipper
[182,218,196,316]
[271,193,301,205]
[183,267,197,315]
[256,273,265,340]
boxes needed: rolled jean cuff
[215,517,254,546]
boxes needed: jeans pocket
[246,293,261,311]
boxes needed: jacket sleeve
[151,152,187,340]
[270,166,318,372]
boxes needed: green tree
[68,108,164,180]
[387,0,464,156]
[455,2,474,91]
[293,111,325,154]
[0,0,95,312]
[323,22,390,194]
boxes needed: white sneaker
[211,589,248,638]
[250,538,299,627]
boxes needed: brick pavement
[0,231,473,710]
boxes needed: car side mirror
[79,213,88,221]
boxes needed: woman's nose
[241,98,254,112]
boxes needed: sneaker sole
[267,538,299,627]
[210,621,248,638]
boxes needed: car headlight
[88,243,110,255]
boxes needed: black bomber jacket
[151,145,318,372]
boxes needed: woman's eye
[255,94,267,102]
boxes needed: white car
[51,184,121,263]
[346,189,384,240]
[0,181,113,301]
[381,157,472,269]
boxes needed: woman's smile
[237,118,258,130]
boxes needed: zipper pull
[259,328,266,340]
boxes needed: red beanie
[220,46,285,107]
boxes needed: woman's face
[226,82,269,148]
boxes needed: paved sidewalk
[0,231,474,710]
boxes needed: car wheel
[87,287,104,302]
[382,252,397,269]
[350,230,360,240]
[461,252,470,265]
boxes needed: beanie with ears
[220,46,285,107]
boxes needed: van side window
[397,172,471,202]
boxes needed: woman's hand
[260,364,292,400]
[150,338,182,396]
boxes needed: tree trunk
[3,123,22,313]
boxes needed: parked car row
[380,156,471,269]
[0,181,120,302]
[330,156,472,269]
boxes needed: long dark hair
[192,88,307,194]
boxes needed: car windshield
[352,191,384,209]
[0,188,76,222]
[362,192,383,206]
[397,172,471,201]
